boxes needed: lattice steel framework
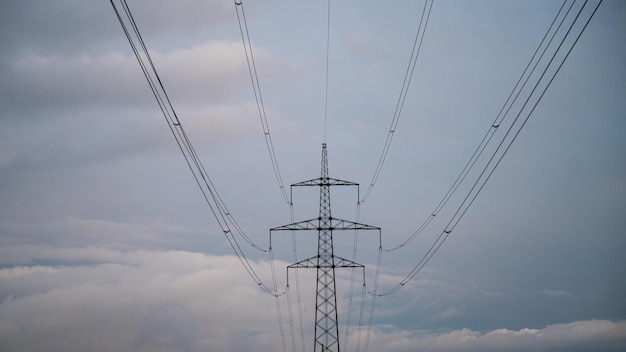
[271,143,380,352]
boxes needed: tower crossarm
[285,255,366,302]
[286,255,364,270]
[292,177,359,187]
[287,256,319,269]
[271,217,380,232]
[333,255,365,269]
[290,177,361,206]
[270,217,381,250]
[270,218,319,231]
[328,218,380,231]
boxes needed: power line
[269,245,288,352]
[383,0,572,252]
[113,1,292,349]
[232,2,309,348]
[362,245,383,352]
[378,0,603,297]
[342,203,362,352]
[233,2,314,349]
[234,0,291,205]
[334,3,434,348]
[109,0,281,297]
[361,0,434,203]
[344,201,384,352]
[288,204,308,352]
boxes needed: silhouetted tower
[271,143,380,352]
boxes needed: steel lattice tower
[271,143,380,352]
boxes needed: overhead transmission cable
[235,0,291,205]
[288,206,307,352]
[339,1,433,348]
[282,205,306,352]
[342,202,382,352]
[383,0,571,252]
[234,2,301,351]
[361,0,434,203]
[378,0,602,297]
[234,2,307,350]
[343,2,433,349]
[362,237,383,352]
[110,0,282,297]
[342,203,363,352]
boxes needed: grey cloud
[356,320,626,352]
[1,249,624,352]
[0,250,292,352]
[0,41,259,112]
[0,0,234,57]
[0,0,119,56]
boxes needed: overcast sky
[1,0,625,351]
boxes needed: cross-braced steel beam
[271,143,379,352]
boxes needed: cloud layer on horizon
[1,248,624,352]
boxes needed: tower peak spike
[321,143,329,179]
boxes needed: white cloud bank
[1,248,624,352]
[361,320,626,352]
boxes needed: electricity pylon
[271,143,380,352]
